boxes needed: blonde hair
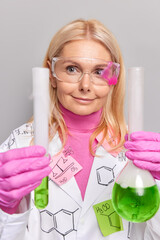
[33,19,127,154]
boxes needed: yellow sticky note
[93,199,123,237]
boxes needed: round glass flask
[112,67,160,222]
[112,160,160,222]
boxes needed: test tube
[128,67,144,134]
[32,67,49,209]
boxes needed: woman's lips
[72,96,95,103]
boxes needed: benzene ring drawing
[96,165,116,186]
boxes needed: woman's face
[50,39,112,115]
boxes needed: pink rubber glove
[124,131,160,180]
[0,145,51,214]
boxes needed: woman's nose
[78,72,92,92]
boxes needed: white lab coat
[0,123,160,240]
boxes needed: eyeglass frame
[51,57,120,85]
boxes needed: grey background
[0,0,160,143]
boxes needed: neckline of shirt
[59,103,102,133]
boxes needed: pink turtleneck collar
[59,103,102,132]
[59,103,102,200]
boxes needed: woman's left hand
[124,131,160,180]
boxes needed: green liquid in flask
[34,176,48,209]
[112,182,160,222]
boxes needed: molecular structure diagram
[40,208,79,239]
[105,211,122,229]
[108,212,121,229]
[95,202,122,229]
[96,165,116,186]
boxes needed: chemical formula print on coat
[40,208,79,239]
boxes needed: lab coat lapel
[80,145,126,218]
[60,176,83,207]
[48,133,83,207]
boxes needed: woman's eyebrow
[62,60,80,65]
[61,60,85,70]
[93,64,108,68]
[62,60,108,67]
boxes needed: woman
[0,19,160,240]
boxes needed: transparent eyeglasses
[51,57,120,86]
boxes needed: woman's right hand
[0,145,51,214]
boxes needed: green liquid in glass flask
[112,161,160,222]
[112,182,160,222]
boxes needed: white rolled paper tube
[32,68,49,150]
[128,67,144,135]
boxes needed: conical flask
[112,67,160,222]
